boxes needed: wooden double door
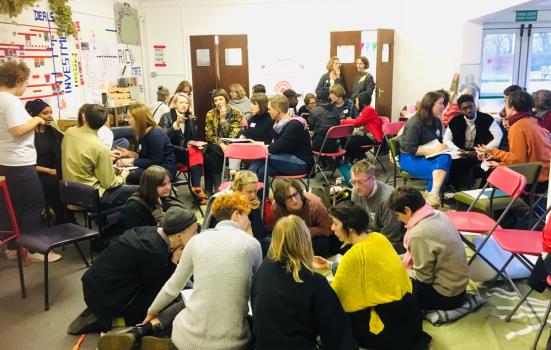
[330,29,394,119]
[189,34,249,140]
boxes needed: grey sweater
[399,115,443,155]
[147,221,262,350]
[351,180,405,254]
[408,211,469,297]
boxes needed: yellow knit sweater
[331,232,412,334]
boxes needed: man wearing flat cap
[72,206,198,333]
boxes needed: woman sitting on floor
[159,92,207,203]
[251,215,357,350]
[314,201,430,350]
[398,91,451,208]
[124,165,185,229]
[117,103,177,185]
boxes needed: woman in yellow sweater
[314,201,430,350]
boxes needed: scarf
[507,111,534,126]
[273,116,291,134]
[402,204,435,268]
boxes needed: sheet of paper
[337,45,355,64]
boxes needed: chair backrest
[379,116,391,127]
[111,126,135,140]
[59,181,100,211]
[325,124,354,139]
[224,143,268,160]
[486,166,527,199]
[506,162,543,187]
[383,121,405,137]
[388,136,401,160]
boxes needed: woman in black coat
[315,56,346,103]
[25,99,65,224]
[243,92,274,144]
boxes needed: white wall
[139,0,532,116]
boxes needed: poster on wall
[0,2,144,118]
[153,45,166,67]
[114,2,141,45]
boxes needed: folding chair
[453,162,542,221]
[360,116,390,172]
[387,136,421,188]
[381,121,405,186]
[310,124,354,185]
[5,180,99,310]
[444,166,527,286]
[220,143,269,218]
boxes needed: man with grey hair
[350,159,405,254]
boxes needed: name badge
[344,109,348,114]
[250,123,256,127]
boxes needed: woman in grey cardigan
[398,91,452,208]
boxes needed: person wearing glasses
[349,160,405,254]
[270,179,340,257]
[297,93,317,121]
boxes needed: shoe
[422,191,441,209]
[67,308,102,335]
[125,323,154,338]
[28,251,62,263]
[192,187,209,205]
[97,333,137,350]
[141,336,176,350]
[5,249,17,260]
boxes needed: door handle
[378,88,384,99]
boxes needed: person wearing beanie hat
[104,193,262,350]
[73,206,198,336]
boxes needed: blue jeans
[249,153,308,198]
[399,153,451,191]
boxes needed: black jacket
[244,112,274,144]
[269,119,314,170]
[447,112,495,150]
[251,258,357,350]
[123,194,185,230]
[316,72,346,102]
[135,128,177,178]
[82,227,176,318]
[309,103,340,153]
[158,109,198,148]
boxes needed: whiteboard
[0,2,144,119]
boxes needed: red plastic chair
[444,166,527,271]
[220,143,269,218]
[311,124,354,184]
[360,116,390,172]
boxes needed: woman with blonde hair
[229,83,251,119]
[315,56,346,103]
[117,102,177,185]
[251,215,356,350]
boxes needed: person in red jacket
[340,92,383,162]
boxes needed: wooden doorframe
[375,29,394,119]
[218,35,250,96]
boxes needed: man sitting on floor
[271,179,340,257]
[388,186,469,311]
[68,206,198,334]
[350,160,405,254]
[62,104,137,207]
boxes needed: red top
[543,220,551,253]
[442,102,461,127]
[340,105,383,142]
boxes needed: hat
[25,99,50,117]
[282,89,301,98]
[162,206,197,235]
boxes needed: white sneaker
[28,251,62,263]
[4,249,17,260]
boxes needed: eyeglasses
[285,192,301,201]
[183,90,192,96]
[350,177,373,186]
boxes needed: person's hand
[219,143,227,152]
[431,143,448,153]
[142,314,156,325]
[176,114,185,126]
[116,147,130,158]
[218,106,227,119]
[487,160,500,168]
[121,158,134,166]
[34,116,46,126]
[250,198,260,209]
[475,144,494,154]
[312,256,332,270]
[171,245,184,264]
[49,168,57,176]
[120,167,129,179]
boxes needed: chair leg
[44,254,49,311]
[506,287,533,321]
[89,240,94,263]
[17,248,26,299]
[74,242,90,267]
[532,299,551,350]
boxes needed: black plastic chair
[16,223,99,310]
[59,181,126,234]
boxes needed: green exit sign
[516,10,537,22]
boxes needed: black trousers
[39,173,66,224]
[311,234,342,258]
[204,143,224,194]
[0,165,44,249]
[345,135,375,162]
[412,279,465,311]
